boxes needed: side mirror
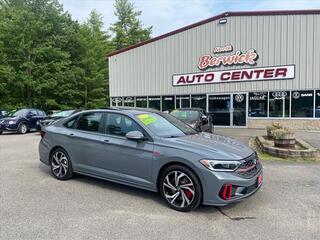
[125,131,147,141]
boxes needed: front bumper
[201,165,263,206]
[0,123,18,132]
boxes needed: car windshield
[52,110,74,118]
[8,109,29,117]
[135,112,198,138]
[170,110,200,122]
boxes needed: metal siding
[109,14,320,97]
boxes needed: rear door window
[75,112,103,133]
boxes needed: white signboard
[172,65,295,86]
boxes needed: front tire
[50,148,74,180]
[159,165,202,212]
[18,123,28,134]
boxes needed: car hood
[162,132,254,160]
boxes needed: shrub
[266,122,283,138]
[273,128,294,140]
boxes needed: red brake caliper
[184,189,193,199]
[182,178,193,199]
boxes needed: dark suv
[0,109,47,134]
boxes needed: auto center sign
[172,45,295,86]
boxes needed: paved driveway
[0,133,319,240]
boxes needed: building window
[110,97,117,107]
[248,92,268,117]
[136,96,147,108]
[148,96,161,110]
[123,97,135,107]
[176,95,190,108]
[162,96,175,112]
[291,90,314,118]
[191,95,206,111]
[316,90,320,118]
[111,97,122,107]
[268,91,289,117]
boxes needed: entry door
[232,93,247,127]
[208,93,247,127]
[208,94,231,126]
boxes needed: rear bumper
[39,139,51,165]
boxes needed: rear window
[170,110,200,121]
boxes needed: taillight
[220,183,233,200]
[40,131,46,139]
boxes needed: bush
[266,122,283,138]
[273,128,294,140]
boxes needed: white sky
[59,0,320,36]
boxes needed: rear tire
[0,131,2,135]
[50,148,74,180]
[159,164,202,212]
[18,123,28,134]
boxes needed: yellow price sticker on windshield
[137,114,157,125]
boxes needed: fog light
[220,183,233,200]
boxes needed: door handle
[68,133,75,137]
[102,139,110,144]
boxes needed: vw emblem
[234,94,244,102]
[292,91,300,99]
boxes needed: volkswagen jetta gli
[39,108,262,211]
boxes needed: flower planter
[274,138,296,149]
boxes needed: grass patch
[249,138,320,162]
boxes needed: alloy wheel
[163,171,195,208]
[51,151,69,178]
[20,124,27,134]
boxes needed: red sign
[198,49,258,70]
[172,65,295,86]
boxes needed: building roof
[107,9,320,57]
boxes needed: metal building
[108,10,320,129]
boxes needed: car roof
[175,108,204,111]
[92,107,162,115]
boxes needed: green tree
[77,10,114,108]
[110,0,152,50]
[0,0,83,110]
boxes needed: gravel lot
[1,132,320,240]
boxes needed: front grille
[235,153,261,178]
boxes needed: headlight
[8,120,15,125]
[200,159,241,172]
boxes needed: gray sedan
[39,108,262,211]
